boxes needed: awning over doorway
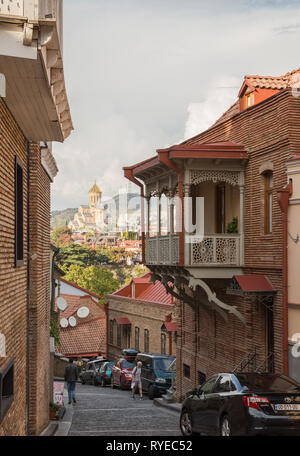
[227,275,276,297]
[161,322,178,332]
[115,317,131,325]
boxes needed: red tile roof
[56,294,105,321]
[58,317,106,357]
[203,67,300,130]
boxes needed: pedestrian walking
[131,361,143,400]
[64,358,78,405]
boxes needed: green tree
[64,265,120,297]
[51,226,73,247]
[56,244,97,268]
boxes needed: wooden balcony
[145,233,242,267]
[146,235,180,265]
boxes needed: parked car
[135,353,175,400]
[121,348,139,361]
[79,359,107,386]
[97,361,116,387]
[180,372,300,436]
[111,358,135,389]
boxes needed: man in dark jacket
[64,358,78,404]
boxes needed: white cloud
[184,76,240,140]
[51,0,300,210]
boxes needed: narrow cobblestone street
[56,382,180,436]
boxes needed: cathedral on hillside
[68,183,105,233]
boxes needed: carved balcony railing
[190,234,241,266]
[146,235,180,265]
[145,233,242,267]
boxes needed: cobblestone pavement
[62,382,181,436]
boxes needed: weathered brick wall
[176,89,299,401]
[0,98,28,436]
[0,98,52,435]
[107,296,176,361]
[28,144,51,436]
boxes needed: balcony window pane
[149,197,158,237]
[160,194,168,235]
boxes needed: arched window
[109,320,114,344]
[264,172,273,234]
[144,329,149,353]
[161,333,166,355]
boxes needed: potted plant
[49,402,59,420]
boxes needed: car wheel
[180,410,193,436]
[80,378,85,385]
[148,384,155,400]
[220,415,231,436]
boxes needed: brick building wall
[0,97,52,435]
[0,98,28,436]
[176,89,300,400]
[107,296,177,361]
[28,144,51,435]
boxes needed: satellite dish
[60,318,68,328]
[77,306,90,319]
[57,297,68,311]
[69,316,77,327]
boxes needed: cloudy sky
[52,0,300,210]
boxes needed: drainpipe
[26,141,31,436]
[158,151,184,265]
[276,182,292,375]
[104,302,109,359]
[123,168,145,264]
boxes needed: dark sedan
[79,359,107,385]
[180,372,300,436]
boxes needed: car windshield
[153,358,175,372]
[236,374,300,393]
[93,361,102,370]
[122,360,134,369]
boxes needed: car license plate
[274,404,300,411]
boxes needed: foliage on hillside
[51,208,77,230]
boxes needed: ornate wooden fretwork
[190,169,240,187]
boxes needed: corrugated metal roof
[112,273,173,305]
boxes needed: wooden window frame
[264,172,273,234]
[144,329,149,353]
[15,157,24,267]
[117,324,121,347]
[183,363,190,379]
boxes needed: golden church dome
[89,183,102,194]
